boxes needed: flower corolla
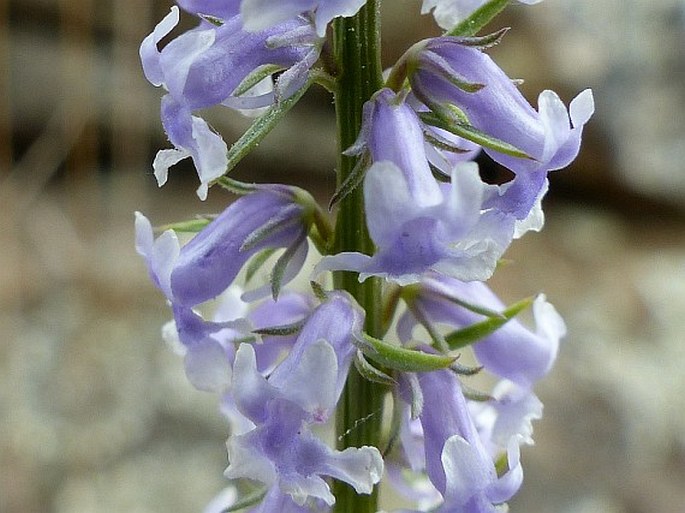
[412,369,523,512]
[318,89,514,284]
[398,274,565,387]
[407,37,594,219]
[135,184,312,309]
[225,293,383,506]
[140,6,322,198]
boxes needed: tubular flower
[415,369,523,513]
[407,37,594,219]
[318,89,515,284]
[398,274,565,388]
[135,184,314,308]
[140,6,322,198]
[225,293,383,506]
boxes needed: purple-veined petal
[357,89,443,207]
[321,445,384,495]
[405,276,563,387]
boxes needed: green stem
[331,2,384,513]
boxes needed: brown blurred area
[1,1,685,513]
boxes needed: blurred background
[2,0,685,512]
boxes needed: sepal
[354,350,397,386]
[356,333,457,372]
[252,318,306,337]
[419,110,532,160]
[245,248,279,283]
[157,215,215,233]
[445,296,534,349]
[447,0,510,36]
[217,75,314,179]
[270,233,308,299]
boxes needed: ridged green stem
[331,2,384,513]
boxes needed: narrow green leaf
[354,350,397,386]
[270,235,306,300]
[423,129,473,154]
[447,0,510,37]
[221,488,267,513]
[213,76,314,180]
[461,382,494,402]
[438,294,505,319]
[245,248,278,284]
[241,215,301,252]
[253,319,306,337]
[445,296,534,350]
[429,162,452,182]
[451,27,510,49]
[217,176,259,195]
[357,333,457,372]
[199,14,223,27]
[410,303,450,352]
[232,64,284,97]
[156,215,214,233]
[420,112,532,160]
[328,152,369,210]
[450,122,532,159]
[451,361,483,376]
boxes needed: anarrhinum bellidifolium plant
[135,1,594,512]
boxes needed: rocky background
[2,1,685,512]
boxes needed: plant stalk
[331,2,384,513]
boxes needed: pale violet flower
[416,368,523,512]
[407,36,594,219]
[422,0,544,30]
[140,7,322,198]
[241,0,366,36]
[225,293,383,506]
[317,89,514,284]
[135,184,312,309]
[398,274,565,388]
